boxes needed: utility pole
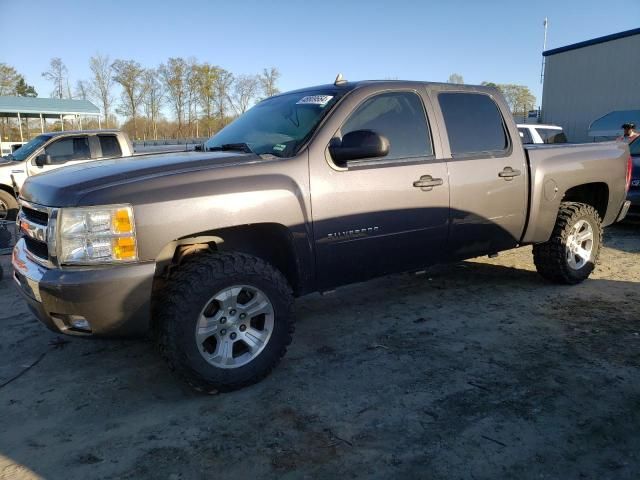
[540,17,548,84]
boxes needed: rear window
[99,135,122,157]
[518,127,533,144]
[439,92,508,157]
[536,128,567,144]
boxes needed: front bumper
[12,238,156,337]
[626,188,640,217]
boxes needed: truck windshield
[8,135,51,162]
[205,90,344,158]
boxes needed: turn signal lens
[113,237,137,260]
[113,208,134,234]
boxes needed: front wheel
[0,190,18,221]
[533,202,602,284]
[154,252,295,393]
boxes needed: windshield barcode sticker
[296,95,333,106]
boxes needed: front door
[26,135,93,177]
[310,90,450,290]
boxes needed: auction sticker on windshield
[296,95,333,106]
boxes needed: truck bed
[522,141,629,244]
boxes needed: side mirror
[329,130,390,164]
[35,153,53,167]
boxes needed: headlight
[58,205,138,264]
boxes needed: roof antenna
[334,73,347,86]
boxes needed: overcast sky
[2,0,638,108]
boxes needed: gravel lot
[0,221,639,480]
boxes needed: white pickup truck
[517,124,567,145]
[0,129,133,220]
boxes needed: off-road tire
[533,202,602,284]
[0,190,18,221]
[154,251,295,393]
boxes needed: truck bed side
[521,141,629,244]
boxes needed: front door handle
[413,175,444,191]
[498,167,521,180]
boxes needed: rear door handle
[413,175,444,191]
[498,167,521,180]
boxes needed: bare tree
[213,68,234,125]
[89,54,115,127]
[42,58,68,98]
[141,69,164,140]
[159,57,189,137]
[112,59,145,138]
[185,58,201,137]
[259,67,280,98]
[74,80,89,100]
[447,73,464,84]
[232,74,259,114]
[193,62,218,136]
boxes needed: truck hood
[20,150,264,207]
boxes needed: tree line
[1,58,281,141]
[447,73,537,115]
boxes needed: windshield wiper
[208,143,254,154]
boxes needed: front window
[204,89,345,158]
[629,137,640,156]
[8,135,51,161]
[45,136,91,164]
[339,91,433,160]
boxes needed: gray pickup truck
[0,129,133,220]
[12,80,632,392]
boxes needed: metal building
[541,27,640,142]
[0,96,101,142]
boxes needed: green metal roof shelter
[0,96,102,141]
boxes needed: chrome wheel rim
[195,285,274,369]
[0,200,8,220]
[566,219,594,270]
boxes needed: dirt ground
[0,221,639,480]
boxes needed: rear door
[309,88,450,290]
[434,90,528,259]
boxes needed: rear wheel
[533,202,602,284]
[0,190,18,221]
[154,251,295,393]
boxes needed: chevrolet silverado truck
[12,80,633,393]
[0,129,133,220]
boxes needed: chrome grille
[22,205,49,225]
[17,200,54,266]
